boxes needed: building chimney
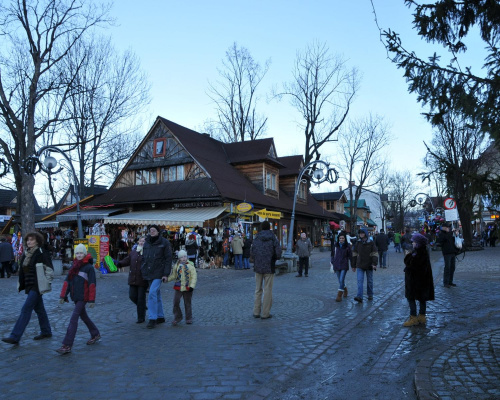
[339,186,342,191]
[349,181,355,187]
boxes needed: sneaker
[186,320,193,324]
[156,317,166,324]
[147,320,156,329]
[136,319,145,324]
[56,345,71,354]
[261,314,273,319]
[450,283,457,287]
[304,274,308,277]
[34,333,52,340]
[295,274,302,277]
[354,296,363,303]
[86,335,101,345]
[171,320,181,326]
[1,337,19,345]
[444,284,451,288]
[253,314,261,318]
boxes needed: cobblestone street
[0,246,498,399]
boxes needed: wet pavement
[0,245,498,399]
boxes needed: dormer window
[266,171,276,191]
[298,182,306,199]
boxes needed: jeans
[394,243,401,253]
[62,301,100,346]
[234,254,243,269]
[408,299,427,316]
[173,290,193,322]
[148,279,165,320]
[223,252,230,266]
[298,257,309,275]
[357,268,373,298]
[129,285,147,321]
[10,290,52,341]
[443,253,456,285]
[254,273,274,318]
[335,269,347,291]
[243,257,250,269]
[378,251,387,267]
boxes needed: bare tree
[0,0,110,232]
[207,43,270,143]
[338,115,391,233]
[388,171,418,232]
[274,41,359,165]
[62,36,149,194]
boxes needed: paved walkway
[0,245,498,399]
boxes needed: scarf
[23,246,39,272]
[136,245,143,255]
[68,254,92,280]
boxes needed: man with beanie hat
[375,229,390,268]
[352,228,378,302]
[141,225,172,328]
[251,220,282,319]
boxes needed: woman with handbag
[2,232,54,345]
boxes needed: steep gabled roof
[278,156,303,177]
[0,189,42,214]
[223,138,284,167]
[312,191,347,202]
[345,199,370,210]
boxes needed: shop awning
[329,221,340,229]
[56,208,124,222]
[104,207,227,226]
[35,221,59,228]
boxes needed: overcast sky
[108,0,483,193]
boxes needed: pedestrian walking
[352,228,378,303]
[436,223,457,288]
[401,229,413,254]
[141,225,173,329]
[168,250,197,325]
[118,236,148,324]
[185,233,198,267]
[0,236,14,278]
[331,231,352,302]
[56,243,99,354]
[231,232,244,269]
[242,235,252,269]
[2,232,54,345]
[251,221,282,319]
[295,232,313,277]
[402,233,435,326]
[393,231,402,253]
[222,236,230,268]
[375,229,390,268]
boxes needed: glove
[88,303,95,308]
[59,298,65,304]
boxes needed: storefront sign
[87,235,100,269]
[236,202,254,213]
[99,235,110,265]
[255,209,281,219]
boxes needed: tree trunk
[21,175,36,234]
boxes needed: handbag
[35,262,54,294]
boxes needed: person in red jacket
[118,236,148,323]
[56,243,100,354]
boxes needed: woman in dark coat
[331,231,352,302]
[403,233,435,327]
[242,236,252,269]
[2,232,53,345]
[118,236,148,323]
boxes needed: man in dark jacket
[352,228,378,303]
[0,237,14,278]
[375,229,390,268]
[141,225,172,328]
[436,223,456,288]
[250,221,282,319]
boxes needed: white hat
[75,243,87,255]
[177,250,187,258]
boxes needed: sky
[106,0,476,193]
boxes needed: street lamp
[24,146,84,239]
[284,160,339,258]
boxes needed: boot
[403,315,419,327]
[417,314,426,324]
[335,290,343,302]
[343,287,348,298]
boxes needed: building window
[298,182,306,199]
[266,172,276,191]
[136,170,157,185]
[326,201,335,211]
[162,165,184,182]
[153,138,166,158]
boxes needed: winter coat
[242,238,252,258]
[185,238,198,257]
[231,236,244,255]
[331,242,352,271]
[18,248,53,295]
[352,239,378,270]
[375,233,389,252]
[393,233,401,244]
[250,230,282,274]
[436,230,456,255]
[118,249,147,287]
[141,235,172,280]
[0,241,14,262]
[295,238,312,257]
[401,232,412,251]
[167,260,197,291]
[404,247,435,301]
[60,260,96,303]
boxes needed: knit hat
[178,250,187,258]
[411,233,428,248]
[149,224,160,233]
[75,243,87,255]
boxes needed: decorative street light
[409,192,435,212]
[24,146,83,238]
[284,160,339,258]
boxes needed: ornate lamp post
[284,160,339,258]
[24,146,84,238]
